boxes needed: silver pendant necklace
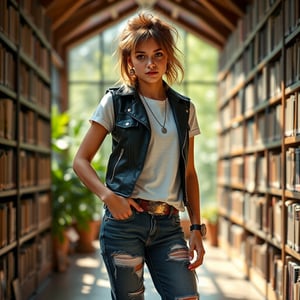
[141,94,167,134]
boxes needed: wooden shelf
[0,1,53,299]
[217,0,300,299]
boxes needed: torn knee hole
[168,244,189,261]
[113,254,144,274]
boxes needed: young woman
[73,12,205,300]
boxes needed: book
[273,197,282,243]
[245,155,255,192]
[246,119,255,148]
[275,258,283,297]
[12,279,20,300]
[285,94,296,137]
[286,147,300,192]
[0,204,7,247]
[3,99,15,140]
[297,91,300,135]
[268,247,281,289]
[294,272,300,300]
[269,58,282,97]
[257,154,267,189]
[286,200,298,250]
[257,112,267,145]
[295,148,300,191]
[7,202,15,244]
[256,67,267,104]
[295,204,300,252]
[0,260,7,300]
[269,151,281,189]
[287,258,300,300]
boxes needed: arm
[185,137,205,270]
[73,122,142,220]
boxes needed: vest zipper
[110,148,124,181]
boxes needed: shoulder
[105,85,137,116]
[165,85,190,104]
[106,85,135,97]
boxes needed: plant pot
[53,231,70,272]
[93,219,101,239]
[206,221,218,247]
[76,220,101,253]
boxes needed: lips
[146,71,158,75]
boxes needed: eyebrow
[135,48,163,53]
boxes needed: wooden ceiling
[40,0,252,57]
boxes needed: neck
[138,81,166,100]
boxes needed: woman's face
[129,38,168,85]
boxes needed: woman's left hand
[188,230,205,270]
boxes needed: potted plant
[68,170,103,253]
[51,107,74,271]
[52,110,105,254]
[51,164,74,271]
[67,117,105,252]
[202,205,218,246]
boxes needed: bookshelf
[217,0,300,299]
[0,0,52,299]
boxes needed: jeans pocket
[104,208,136,223]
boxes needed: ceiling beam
[221,0,245,18]
[43,0,244,55]
[154,6,223,50]
[47,0,86,31]
[198,0,235,31]
[55,1,138,55]
[157,0,226,46]
[53,1,128,48]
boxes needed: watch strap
[190,224,202,231]
[190,223,207,237]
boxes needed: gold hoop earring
[129,67,135,76]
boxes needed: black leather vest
[105,84,190,206]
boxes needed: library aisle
[31,241,264,300]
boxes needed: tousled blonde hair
[116,12,184,86]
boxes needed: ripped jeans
[100,208,199,300]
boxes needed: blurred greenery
[67,18,218,210]
[202,205,218,224]
[51,106,105,241]
[51,106,73,240]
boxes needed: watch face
[201,224,207,237]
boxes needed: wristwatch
[190,223,207,237]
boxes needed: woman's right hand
[103,193,144,220]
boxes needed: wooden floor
[31,241,265,300]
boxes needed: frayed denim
[100,209,199,300]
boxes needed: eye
[155,52,163,57]
[136,54,145,61]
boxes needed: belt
[135,199,178,216]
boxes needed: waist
[134,199,179,216]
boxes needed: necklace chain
[141,94,167,134]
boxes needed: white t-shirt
[90,91,200,211]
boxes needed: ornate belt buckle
[149,202,168,215]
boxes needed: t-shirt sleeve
[189,101,201,137]
[89,92,115,133]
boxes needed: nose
[147,57,156,68]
